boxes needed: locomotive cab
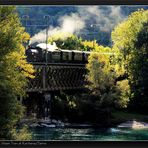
[26,47,43,62]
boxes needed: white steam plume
[30,6,125,44]
[30,13,85,44]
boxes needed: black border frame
[0,0,148,147]
[1,141,148,147]
[0,0,148,5]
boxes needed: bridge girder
[27,63,87,92]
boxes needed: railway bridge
[27,62,88,93]
[24,62,88,118]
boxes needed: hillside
[17,5,148,46]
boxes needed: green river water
[30,127,148,141]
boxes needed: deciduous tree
[0,6,34,140]
[112,9,148,112]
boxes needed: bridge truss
[27,63,88,92]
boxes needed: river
[30,127,148,141]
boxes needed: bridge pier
[22,92,55,120]
[43,93,55,120]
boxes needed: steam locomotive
[26,43,91,64]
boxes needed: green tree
[48,33,89,51]
[112,9,148,112]
[86,48,130,110]
[0,6,34,140]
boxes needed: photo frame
[0,0,148,147]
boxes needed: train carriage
[26,43,91,64]
[60,49,73,63]
[72,50,83,63]
[52,50,62,63]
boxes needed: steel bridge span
[27,62,88,93]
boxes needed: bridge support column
[44,93,51,120]
[43,92,55,120]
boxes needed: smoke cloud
[30,13,85,44]
[30,6,125,44]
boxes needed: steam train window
[47,51,52,63]
[52,51,61,62]
[73,50,83,61]
[61,50,72,61]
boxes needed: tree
[48,33,89,51]
[86,47,130,110]
[81,40,98,51]
[0,6,34,140]
[111,9,148,113]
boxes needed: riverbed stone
[118,120,148,129]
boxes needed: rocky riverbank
[19,113,148,129]
[118,120,148,129]
[19,118,94,128]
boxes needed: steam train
[26,43,91,64]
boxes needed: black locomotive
[26,43,90,64]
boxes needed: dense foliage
[48,33,105,51]
[48,34,86,50]
[112,9,148,113]
[0,6,34,140]
[86,49,130,109]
